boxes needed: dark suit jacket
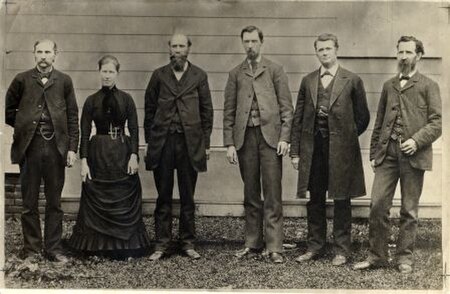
[370,72,441,170]
[5,68,79,164]
[144,62,213,172]
[290,66,370,199]
[223,57,293,150]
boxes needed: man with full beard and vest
[353,36,441,274]
[144,34,213,261]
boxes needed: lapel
[253,57,268,79]
[161,62,199,99]
[400,71,420,92]
[240,59,253,78]
[309,69,320,108]
[329,66,349,107]
[31,68,58,90]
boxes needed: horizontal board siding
[3,1,445,206]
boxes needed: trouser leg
[153,135,175,252]
[306,134,328,253]
[42,138,65,255]
[237,127,264,250]
[333,198,351,256]
[175,133,198,251]
[19,137,44,255]
[396,153,424,266]
[259,128,283,253]
[368,141,400,263]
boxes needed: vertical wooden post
[0,0,7,288]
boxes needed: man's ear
[416,52,423,61]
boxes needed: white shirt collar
[247,54,262,64]
[399,69,417,79]
[320,63,339,77]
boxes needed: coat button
[38,105,42,108]
[33,121,37,124]
[383,139,387,144]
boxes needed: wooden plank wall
[2,0,447,217]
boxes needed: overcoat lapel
[309,70,320,108]
[330,67,349,107]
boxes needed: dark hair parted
[240,25,264,42]
[397,36,425,55]
[314,33,339,50]
[98,55,120,72]
[33,39,58,52]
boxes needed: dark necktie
[400,75,410,81]
[39,72,51,84]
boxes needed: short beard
[246,49,258,61]
[398,57,417,76]
[170,54,188,71]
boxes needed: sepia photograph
[0,0,449,292]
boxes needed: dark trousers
[237,127,283,253]
[153,132,198,251]
[368,140,424,265]
[19,135,66,256]
[307,134,352,256]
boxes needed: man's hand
[226,145,238,165]
[80,158,91,182]
[277,141,289,156]
[206,149,210,160]
[400,138,418,156]
[127,153,139,175]
[66,151,76,167]
[291,157,300,170]
[370,160,376,173]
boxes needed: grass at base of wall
[4,216,442,289]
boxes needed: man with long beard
[223,25,293,263]
[353,36,441,274]
[144,34,213,260]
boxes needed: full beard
[246,49,258,61]
[398,58,417,76]
[170,54,188,71]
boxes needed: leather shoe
[51,253,69,263]
[295,251,318,263]
[149,250,165,261]
[235,247,260,259]
[184,249,201,260]
[398,263,413,274]
[353,260,375,270]
[332,254,347,266]
[269,252,283,263]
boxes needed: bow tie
[321,71,332,78]
[39,72,51,79]
[399,75,410,81]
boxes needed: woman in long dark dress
[68,55,150,257]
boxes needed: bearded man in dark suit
[5,39,79,263]
[144,34,213,261]
[354,36,441,274]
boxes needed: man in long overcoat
[144,34,213,260]
[353,36,441,274]
[290,33,370,266]
[223,25,293,263]
[5,39,79,262]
